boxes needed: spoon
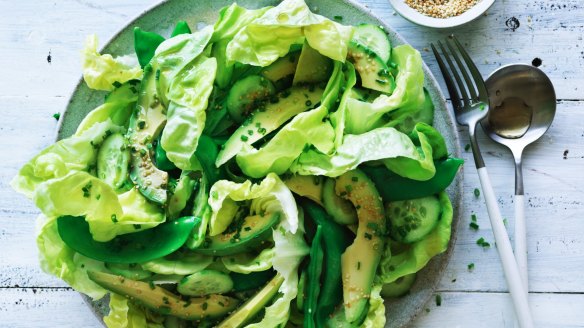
[57,215,197,263]
[481,64,556,295]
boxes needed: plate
[57,0,463,326]
[388,0,495,29]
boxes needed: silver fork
[431,36,534,328]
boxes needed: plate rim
[54,0,463,326]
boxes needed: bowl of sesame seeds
[389,0,495,28]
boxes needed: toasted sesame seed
[405,0,479,18]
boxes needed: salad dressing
[489,95,533,139]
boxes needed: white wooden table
[1,0,583,327]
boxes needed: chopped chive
[247,129,253,135]
[240,135,248,142]
[469,222,479,230]
[148,281,155,290]
[112,81,122,88]
[464,143,470,151]
[333,15,343,21]
[476,237,490,248]
[364,232,373,240]
[52,112,61,120]
[503,218,508,226]
[471,214,477,222]
[111,214,118,223]
[202,302,208,310]
[345,184,353,192]
[474,188,480,198]
[467,263,475,271]
[375,79,387,85]
[357,261,361,270]
[305,100,312,107]
[435,294,442,306]
[133,224,142,230]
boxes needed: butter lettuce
[33,172,164,242]
[212,3,271,42]
[377,191,453,284]
[345,45,425,134]
[208,173,298,236]
[104,293,164,328]
[291,123,446,180]
[82,35,142,91]
[36,215,107,299]
[160,56,217,170]
[226,0,353,66]
[11,120,122,198]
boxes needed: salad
[12,0,463,327]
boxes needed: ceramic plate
[57,0,463,326]
[389,0,495,29]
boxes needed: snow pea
[362,157,463,201]
[154,135,178,171]
[133,27,165,68]
[300,198,353,327]
[304,225,323,328]
[57,215,197,263]
[171,21,191,37]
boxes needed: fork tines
[430,35,488,110]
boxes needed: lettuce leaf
[36,215,107,299]
[362,284,386,328]
[160,56,217,171]
[226,0,353,66]
[75,82,139,135]
[82,35,142,91]
[291,123,445,180]
[245,208,309,328]
[329,62,357,148]
[152,26,213,105]
[212,3,271,42]
[234,62,343,178]
[376,191,453,284]
[103,294,164,328]
[33,171,164,242]
[208,173,298,236]
[345,45,425,134]
[11,120,122,198]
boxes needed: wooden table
[2,0,583,326]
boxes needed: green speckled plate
[57,0,463,327]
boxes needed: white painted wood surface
[1,0,584,326]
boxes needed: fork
[431,36,534,328]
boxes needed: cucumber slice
[97,133,130,189]
[352,24,391,63]
[105,262,153,280]
[177,269,234,296]
[226,75,276,123]
[347,41,395,94]
[380,273,416,298]
[322,178,357,225]
[386,195,442,243]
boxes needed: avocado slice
[87,271,239,320]
[128,65,169,205]
[261,51,300,88]
[217,274,284,328]
[293,42,333,85]
[283,174,324,206]
[335,169,386,323]
[215,84,324,167]
[194,212,280,256]
[347,41,396,94]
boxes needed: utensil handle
[515,194,528,292]
[477,167,534,328]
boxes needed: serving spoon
[481,64,556,295]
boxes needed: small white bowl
[389,0,495,29]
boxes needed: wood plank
[1,289,582,327]
[0,0,583,99]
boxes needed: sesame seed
[404,0,478,18]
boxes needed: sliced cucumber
[177,269,234,296]
[380,273,416,298]
[347,41,396,94]
[226,75,276,123]
[322,178,357,225]
[386,195,442,243]
[97,133,130,189]
[352,24,391,63]
[105,262,153,280]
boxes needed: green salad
[12,0,463,327]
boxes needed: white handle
[515,194,528,293]
[477,167,533,328]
